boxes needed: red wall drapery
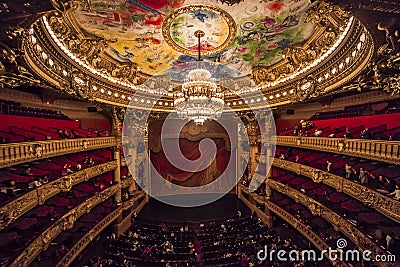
[150,138,230,187]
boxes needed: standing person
[326,160,332,172]
[358,167,372,185]
[345,163,355,180]
[388,184,400,200]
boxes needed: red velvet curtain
[150,138,230,187]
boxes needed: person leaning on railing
[388,184,400,200]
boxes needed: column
[114,147,122,205]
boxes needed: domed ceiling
[73,0,315,76]
[23,0,374,111]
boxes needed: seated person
[345,130,353,138]
[29,179,42,188]
[22,167,33,176]
[305,121,314,130]
[63,164,74,175]
[314,128,322,137]
[360,128,371,139]
[76,163,82,171]
[2,179,21,196]
[376,175,392,193]
[87,158,95,167]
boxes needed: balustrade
[267,179,394,267]
[272,159,400,222]
[0,137,116,168]
[0,161,117,230]
[10,184,120,267]
[276,136,400,165]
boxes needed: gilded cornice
[276,136,400,165]
[0,137,116,168]
[273,158,400,222]
[22,1,374,110]
[0,161,117,230]
[267,180,394,267]
[10,184,119,267]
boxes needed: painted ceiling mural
[74,0,315,76]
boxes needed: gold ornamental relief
[162,4,237,57]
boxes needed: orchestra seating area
[88,215,328,267]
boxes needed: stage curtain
[150,138,230,187]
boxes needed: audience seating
[0,148,113,206]
[0,99,69,119]
[0,175,114,266]
[275,146,400,192]
[310,98,400,120]
[269,168,400,258]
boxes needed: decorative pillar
[246,120,259,180]
[110,107,125,227]
[113,147,122,204]
[260,111,275,227]
[127,142,138,193]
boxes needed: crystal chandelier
[173,30,224,125]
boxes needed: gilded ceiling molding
[342,20,400,95]
[22,0,374,111]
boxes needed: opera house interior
[0,0,400,266]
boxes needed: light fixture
[174,30,224,125]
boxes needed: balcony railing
[267,179,394,267]
[273,158,400,222]
[121,176,134,189]
[276,136,400,165]
[56,190,147,267]
[239,185,348,266]
[55,206,123,267]
[122,191,146,211]
[10,184,120,267]
[0,161,117,230]
[0,137,116,168]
